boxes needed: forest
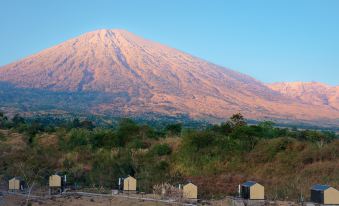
[0,111,338,201]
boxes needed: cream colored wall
[8,178,20,190]
[250,184,264,200]
[324,187,339,205]
[183,183,198,199]
[123,176,136,191]
[49,175,62,187]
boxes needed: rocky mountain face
[0,29,338,125]
[268,82,339,111]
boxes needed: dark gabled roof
[241,181,257,187]
[185,180,193,184]
[311,184,331,191]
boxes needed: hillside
[268,82,339,110]
[0,29,338,125]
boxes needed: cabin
[311,184,339,205]
[8,177,25,191]
[183,183,198,199]
[49,174,62,188]
[49,174,65,194]
[241,181,264,200]
[123,176,137,191]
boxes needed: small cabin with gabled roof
[49,174,63,188]
[123,176,137,191]
[8,177,25,191]
[49,174,65,195]
[311,184,339,205]
[183,182,198,199]
[241,181,264,200]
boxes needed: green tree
[165,123,182,136]
[231,126,259,151]
[151,144,172,156]
[228,113,247,129]
[0,112,9,128]
[67,128,91,149]
[12,114,25,126]
[139,125,156,139]
[210,122,232,135]
[80,120,95,130]
[71,118,81,128]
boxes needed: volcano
[0,29,338,125]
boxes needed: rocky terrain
[268,82,339,110]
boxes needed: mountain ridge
[0,29,338,125]
[267,82,339,111]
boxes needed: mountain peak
[0,30,338,124]
[80,29,135,39]
[66,28,140,48]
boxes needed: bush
[127,138,148,149]
[182,130,215,152]
[165,123,182,136]
[89,130,120,149]
[0,132,6,141]
[66,128,91,149]
[152,144,172,156]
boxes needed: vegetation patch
[0,112,338,201]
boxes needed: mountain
[268,82,339,111]
[0,29,338,125]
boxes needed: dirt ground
[0,194,184,206]
[0,194,300,206]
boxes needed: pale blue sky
[0,0,338,85]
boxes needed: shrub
[152,144,172,156]
[67,128,91,149]
[165,123,182,136]
[0,132,6,141]
[127,138,148,149]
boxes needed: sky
[0,0,338,85]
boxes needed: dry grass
[36,133,59,148]
[0,129,26,151]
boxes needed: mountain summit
[0,29,338,124]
